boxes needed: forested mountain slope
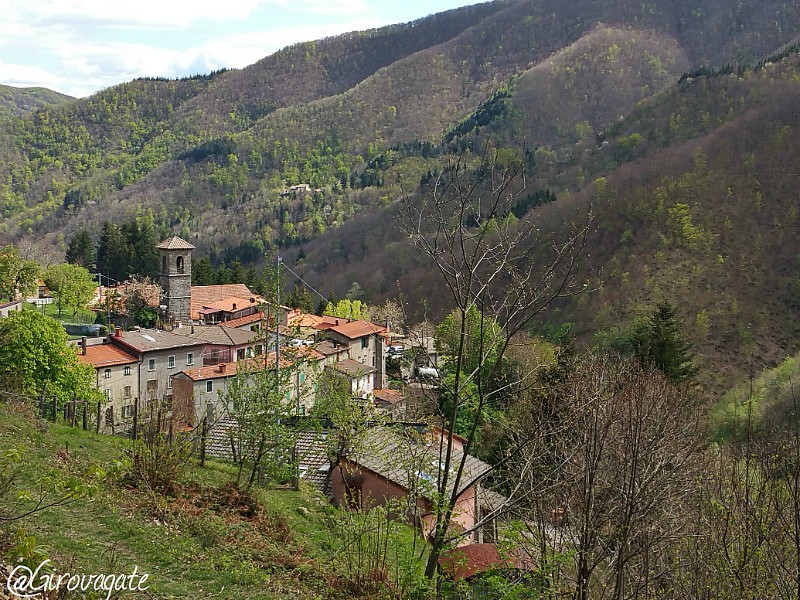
[0,84,73,120]
[1,0,800,390]
[289,51,800,392]
[3,0,800,255]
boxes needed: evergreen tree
[631,301,697,383]
[192,257,215,285]
[125,216,159,279]
[96,222,130,283]
[65,229,96,270]
[287,284,314,313]
[229,260,247,285]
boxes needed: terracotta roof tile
[374,388,404,405]
[220,312,264,329]
[328,320,386,340]
[205,296,259,313]
[77,343,138,367]
[190,284,256,320]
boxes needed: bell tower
[156,236,194,324]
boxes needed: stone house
[76,337,139,433]
[108,328,206,412]
[172,348,325,427]
[183,324,265,365]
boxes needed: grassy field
[22,300,98,325]
[0,402,427,599]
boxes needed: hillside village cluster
[0,235,506,570]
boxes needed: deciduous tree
[400,148,590,579]
[0,310,97,400]
[43,263,96,317]
[0,245,39,300]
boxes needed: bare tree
[514,354,704,599]
[399,148,591,579]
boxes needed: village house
[314,319,388,389]
[183,324,265,364]
[313,339,351,366]
[0,299,22,318]
[76,337,139,433]
[106,328,205,411]
[172,347,325,427]
[330,426,504,547]
[327,358,377,399]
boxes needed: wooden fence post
[96,401,101,434]
[82,401,88,430]
[38,384,47,417]
[132,397,138,440]
[71,394,78,427]
[200,417,207,468]
[52,395,57,422]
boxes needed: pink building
[330,426,503,546]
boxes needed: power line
[280,261,330,305]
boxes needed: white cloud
[0,0,444,97]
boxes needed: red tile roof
[374,388,404,406]
[190,284,256,320]
[220,311,264,329]
[205,296,258,313]
[328,320,386,340]
[77,343,138,368]
[287,311,325,328]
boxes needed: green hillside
[0,402,425,598]
[0,84,73,121]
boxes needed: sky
[0,0,485,98]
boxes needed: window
[146,379,158,396]
[162,256,167,274]
[236,348,245,361]
[168,355,175,369]
[124,386,131,398]
[361,337,369,349]
[300,373,305,384]
[124,365,131,376]
[104,389,111,399]
[122,405,134,419]
[255,345,263,356]
[103,368,111,379]
[186,353,194,366]
[206,381,213,393]
[148,358,156,372]
[168,375,173,389]
[176,256,184,274]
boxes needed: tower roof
[156,236,195,250]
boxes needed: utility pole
[275,255,282,376]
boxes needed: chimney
[217,364,225,373]
[232,303,237,310]
[191,325,195,334]
[114,327,122,338]
[80,336,87,356]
